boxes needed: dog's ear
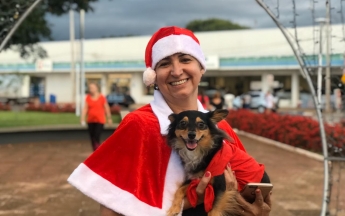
[209,109,229,124]
[168,113,177,123]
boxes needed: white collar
[150,91,208,135]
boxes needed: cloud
[45,0,345,41]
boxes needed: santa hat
[143,26,206,86]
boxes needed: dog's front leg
[167,184,189,216]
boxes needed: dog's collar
[150,91,208,135]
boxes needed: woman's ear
[201,68,205,74]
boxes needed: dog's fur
[166,109,243,216]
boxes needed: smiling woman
[68,26,272,216]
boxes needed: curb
[0,124,119,133]
[234,129,324,162]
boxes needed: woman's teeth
[171,79,187,86]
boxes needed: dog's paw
[167,205,181,216]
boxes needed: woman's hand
[237,189,272,216]
[224,163,238,191]
[183,164,239,210]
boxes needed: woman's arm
[81,102,88,124]
[104,102,112,124]
[100,205,123,216]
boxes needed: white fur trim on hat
[151,35,206,70]
[143,67,156,86]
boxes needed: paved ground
[0,134,344,216]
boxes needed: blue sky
[45,0,337,41]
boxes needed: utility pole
[316,18,326,107]
[69,10,76,107]
[79,9,86,116]
[325,0,331,113]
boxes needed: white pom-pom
[143,67,156,86]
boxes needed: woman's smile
[169,78,189,86]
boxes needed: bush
[226,109,345,155]
[0,103,10,111]
[110,104,121,115]
[25,103,75,113]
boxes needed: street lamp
[315,17,327,108]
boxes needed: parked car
[237,91,279,113]
[106,92,135,108]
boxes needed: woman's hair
[213,92,221,99]
[88,82,100,93]
[199,89,206,104]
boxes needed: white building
[0,24,344,107]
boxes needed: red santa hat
[143,26,206,86]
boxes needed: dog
[166,109,243,216]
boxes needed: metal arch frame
[0,0,43,53]
[255,1,330,215]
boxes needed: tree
[0,0,98,59]
[186,18,249,32]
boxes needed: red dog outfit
[68,91,265,216]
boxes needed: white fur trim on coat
[68,151,185,216]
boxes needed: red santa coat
[68,91,265,216]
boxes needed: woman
[210,91,224,110]
[81,82,112,151]
[197,89,210,109]
[69,26,271,216]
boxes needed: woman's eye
[180,58,191,63]
[158,61,170,68]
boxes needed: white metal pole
[0,0,43,52]
[325,0,331,113]
[316,19,324,106]
[80,9,85,116]
[69,10,77,115]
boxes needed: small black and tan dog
[166,109,242,216]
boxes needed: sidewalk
[0,134,335,216]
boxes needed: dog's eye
[179,121,187,128]
[197,122,206,129]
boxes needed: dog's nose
[188,131,196,139]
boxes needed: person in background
[223,90,235,110]
[81,82,112,151]
[197,88,210,109]
[265,90,275,114]
[209,91,224,110]
[242,93,251,109]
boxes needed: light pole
[325,0,331,113]
[79,9,85,116]
[69,10,76,112]
[315,18,326,108]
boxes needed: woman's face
[155,53,205,101]
[88,83,99,94]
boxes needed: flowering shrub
[0,103,10,111]
[25,103,76,113]
[226,109,345,155]
[23,103,121,115]
[110,104,121,115]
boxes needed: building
[0,24,344,107]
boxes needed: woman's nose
[170,61,183,77]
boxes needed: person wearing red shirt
[69,26,272,216]
[81,82,112,151]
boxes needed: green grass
[0,111,121,128]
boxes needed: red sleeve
[227,142,265,190]
[218,120,265,189]
[218,120,246,152]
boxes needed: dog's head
[167,109,229,153]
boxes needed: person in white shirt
[265,90,275,113]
